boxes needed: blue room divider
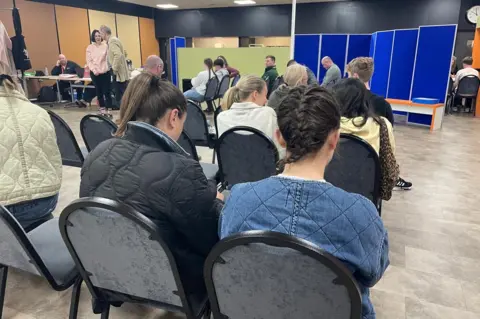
[370,31,394,97]
[410,25,457,103]
[169,37,186,87]
[294,35,321,81]
[319,34,348,81]
[387,29,419,100]
[346,35,372,70]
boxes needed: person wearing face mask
[80,72,224,297]
[218,74,284,156]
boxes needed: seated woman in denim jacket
[220,85,390,319]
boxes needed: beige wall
[255,37,291,47]
[139,18,159,65]
[193,37,239,48]
[116,14,142,68]
[88,10,117,38]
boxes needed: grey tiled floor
[6,105,480,318]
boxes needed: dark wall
[454,0,477,64]
[154,5,291,37]
[155,0,462,38]
[296,0,461,34]
[28,0,155,18]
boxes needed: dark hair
[91,29,100,43]
[266,55,276,62]
[287,59,297,67]
[217,55,228,67]
[214,58,225,68]
[204,58,213,69]
[463,56,474,65]
[332,78,373,127]
[115,73,187,136]
[277,85,340,164]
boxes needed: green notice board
[177,47,290,91]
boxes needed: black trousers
[112,74,128,109]
[90,71,113,108]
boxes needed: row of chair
[0,196,363,318]
[48,109,382,214]
[202,75,241,110]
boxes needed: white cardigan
[217,102,285,157]
[191,69,215,95]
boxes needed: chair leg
[100,304,110,319]
[212,149,216,164]
[69,277,83,319]
[0,266,8,319]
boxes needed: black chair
[59,198,211,319]
[48,110,86,167]
[216,76,230,100]
[184,101,217,163]
[204,231,362,319]
[216,126,279,189]
[325,134,382,213]
[213,106,223,139]
[80,114,118,152]
[0,205,81,319]
[177,131,219,180]
[452,75,480,115]
[231,74,240,87]
[204,76,220,111]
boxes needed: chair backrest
[59,198,194,314]
[177,131,199,161]
[0,205,62,286]
[231,75,240,87]
[204,76,219,101]
[216,76,230,98]
[325,134,381,209]
[204,231,362,319]
[47,110,85,167]
[216,126,278,188]
[457,75,480,97]
[213,106,223,138]
[80,115,118,152]
[184,100,211,145]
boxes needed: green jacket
[262,66,279,96]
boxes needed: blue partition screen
[319,34,348,81]
[347,35,372,66]
[387,29,419,100]
[411,25,456,103]
[369,33,377,58]
[170,37,186,87]
[370,31,394,97]
[294,35,321,80]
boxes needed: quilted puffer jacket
[220,175,389,319]
[80,122,223,294]
[0,87,62,206]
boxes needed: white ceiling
[119,0,343,10]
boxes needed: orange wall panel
[55,5,90,68]
[139,17,159,65]
[0,0,14,36]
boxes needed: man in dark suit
[51,54,82,101]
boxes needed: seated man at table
[452,56,479,111]
[51,54,82,101]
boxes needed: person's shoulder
[229,177,281,199]
[255,105,277,117]
[326,184,379,216]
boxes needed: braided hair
[277,85,340,164]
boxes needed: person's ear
[328,129,340,151]
[168,109,179,129]
[252,90,259,101]
[275,128,287,148]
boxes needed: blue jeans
[6,194,58,232]
[184,89,204,102]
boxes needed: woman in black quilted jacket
[79,72,224,295]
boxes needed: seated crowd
[5,53,450,318]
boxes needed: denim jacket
[220,175,390,319]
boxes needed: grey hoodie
[267,84,291,112]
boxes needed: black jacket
[80,122,223,294]
[366,90,394,126]
[51,60,81,76]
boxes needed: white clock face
[467,5,480,24]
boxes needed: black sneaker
[395,177,412,190]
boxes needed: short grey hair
[321,56,332,63]
[100,25,112,35]
[145,55,163,69]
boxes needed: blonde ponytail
[221,74,266,110]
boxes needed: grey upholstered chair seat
[27,218,77,286]
[200,163,219,180]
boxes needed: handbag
[378,117,399,200]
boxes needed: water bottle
[44,66,49,76]
[73,90,77,101]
